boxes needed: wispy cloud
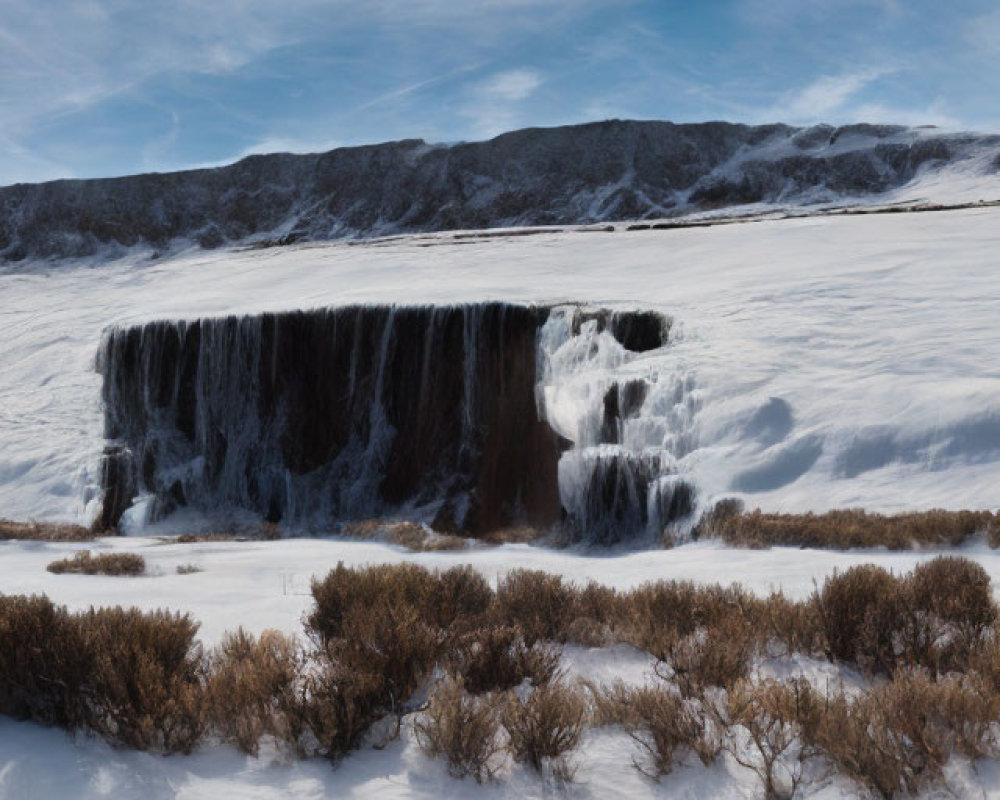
[356,62,485,112]
[781,69,891,120]
[478,68,543,102]
[459,68,544,138]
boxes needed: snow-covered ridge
[1,119,998,263]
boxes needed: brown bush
[493,569,577,646]
[0,520,95,541]
[0,595,90,728]
[433,566,494,632]
[307,562,492,646]
[448,625,561,695]
[307,562,439,642]
[175,533,238,543]
[660,613,756,697]
[299,656,390,758]
[478,525,543,545]
[502,682,587,776]
[333,603,440,715]
[814,564,905,674]
[0,596,204,751]
[47,550,145,576]
[298,601,442,758]
[80,606,205,753]
[807,669,999,798]
[701,505,995,550]
[593,682,719,778]
[722,679,821,800]
[623,581,759,651]
[414,676,504,782]
[759,592,825,658]
[907,556,995,671]
[340,520,467,552]
[207,628,305,756]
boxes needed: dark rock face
[97,302,694,543]
[98,303,571,535]
[600,380,648,445]
[561,452,695,546]
[4,120,998,263]
[97,444,136,531]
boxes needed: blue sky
[1,0,998,184]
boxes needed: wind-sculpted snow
[2,206,999,528]
[2,120,999,262]
[97,303,690,542]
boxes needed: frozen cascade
[537,306,697,544]
[97,302,696,543]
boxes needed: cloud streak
[781,69,892,120]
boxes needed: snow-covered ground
[3,201,1000,797]
[0,533,999,799]
[8,535,1000,646]
[2,205,1000,524]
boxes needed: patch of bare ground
[339,519,467,552]
[0,519,95,541]
[477,525,545,545]
[173,522,281,543]
[46,550,146,576]
[695,499,997,550]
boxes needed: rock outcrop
[97,302,690,542]
[4,120,999,262]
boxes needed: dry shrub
[0,594,89,728]
[0,596,203,751]
[340,520,466,552]
[47,550,145,576]
[301,602,441,758]
[308,563,492,644]
[690,497,745,540]
[307,562,439,642]
[494,569,577,646]
[594,682,719,778]
[502,682,587,776]
[414,676,504,782]
[80,606,205,753]
[660,613,756,697]
[907,556,995,670]
[333,603,440,715]
[566,581,624,646]
[0,520,95,541]
[815,558,998,675]
[449,625,561,695]
[760,592,825,657]
[207,628,305,756]
[175,533,238,543]
[624,581,758,651]
[703,506,995,550]
[433,565,494,632]
[809,669,1000,798]
[299,657,390,758]
[478,525,543,545]
[814,564,905,674]
[910,556,995,638]
[722,679,821,800]
[176,563,202,575]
